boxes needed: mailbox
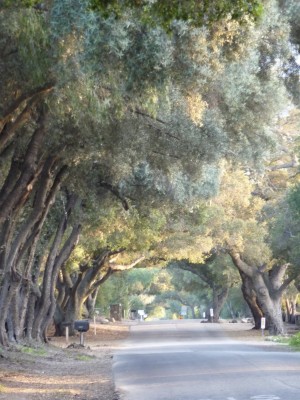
[74,320,90,333]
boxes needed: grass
[289,332,300,349]
[21,346,47,356]
[266,335,290,344]
[0,383,6,393]
[75,354,95,361]
[267,332,300,350]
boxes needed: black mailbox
[74,320,89,332]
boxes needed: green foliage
[21,346,47,356]
[1,0,40,7]
[1,0,290,199]
[76,355,95,361]
[266,186,300,269]
[0,7,51,112]
[266,335,290,344]
[86,206,166,253]
[97,266,210,319]
[288,185,300,218]
[97,268,157,314]
[207,166,271,265]
[97,277,122,314]
[1,0,299,340]
[222,286,251,318]
[279,0,300,46]
[289,332,300,349]
[90,0,264,30]
[149,305,166,319]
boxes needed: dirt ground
[0,322,129,400]
[0,321,298,400]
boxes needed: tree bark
[0,109,47,224]
[239,270,263,329]
[40,223,81,340]
[0,163,68,345]
[58,251,144,334]
[229,250,293,335]
[0,273,21,346]
[85,288,100,318]
[211,285,229,322]
[0,82,54,154]
[177,260,232,322]
[31,195,80,341]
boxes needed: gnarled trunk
[56,249,143,334]
[211,285,229,322]
[253,274,284,335]
[239,270,263,329]
[0,274,20,346]
[229,251,293,335]
[85,288,100,318]
[31,197,81,341]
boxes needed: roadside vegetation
[289,332,300,349]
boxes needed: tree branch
[0,82,55,126]
[269,263,290,289]
[109,255,145,271]
[268,157,298,171]
[228,250,254,277]
[85,267,113,298]
[152,150,180,159]
[99,182,129,210]
[129,106,182,141]
[278,271,298,295]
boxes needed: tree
[275,1,300,105]
[167,266,221,319]
[90,0,264,29]
[96,267,158,318]
[223,285,252,320]
[207,167,297,334]
[55,248,144,334]
[172,255,238,322]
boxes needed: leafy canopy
[90,0,264,30]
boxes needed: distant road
[113,320,300,400]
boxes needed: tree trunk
[0,274,20,347]
[225,300,236,319]
[57,249,142,335]
[0,110,47,224]
[211,285,229,322]
[0,82,54,154]
[25,291,40,342]
[11,285,22,342]
[6,312,16,343]
[32,204,80,341]
[191,306,196,319]
[85,288,100,318]
[254,278,284,335]
[229,251,287,335]
[63,291,82,336]
[285,297,297,324]
[239,270,263,329]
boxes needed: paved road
[113,320,300,400]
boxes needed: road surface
[113,320,300,400]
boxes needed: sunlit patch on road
[197,396,281,400]
[250,396,280,400]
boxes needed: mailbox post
[74,320,90,346]
[61,322,72,345]
[261,317,266,337]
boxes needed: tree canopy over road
[0,0,299,345]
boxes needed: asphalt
[113,320,300,400]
